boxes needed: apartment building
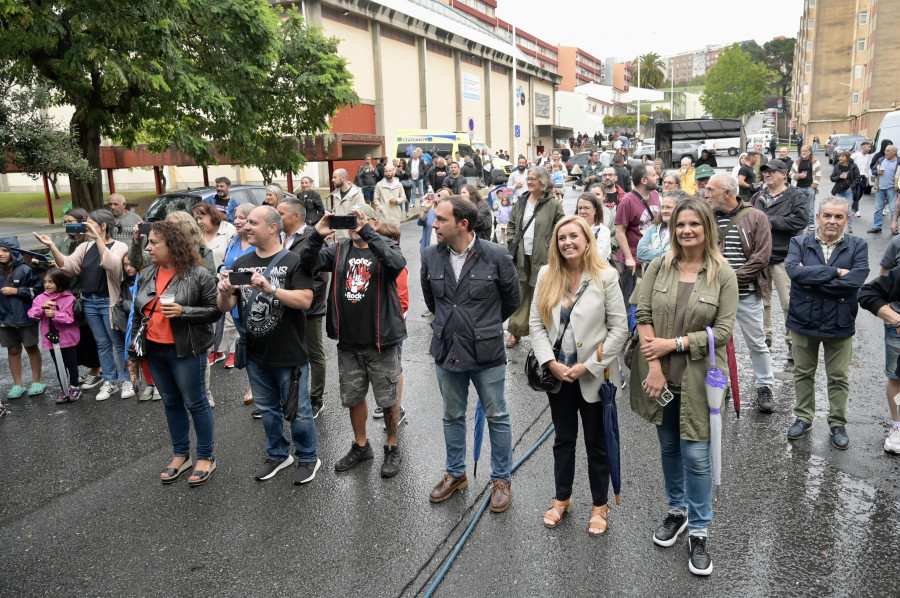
[792,0,900,139]
[556,46,605,92]
[667,45,724,84]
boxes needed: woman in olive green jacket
[505,166,565,347]
[628,197,737,577]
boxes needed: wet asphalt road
[2,158,900,598]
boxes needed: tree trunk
[49,172,61,200]
[70,107,104,211]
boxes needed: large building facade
[667,45,724,84]
[791,0,900,139]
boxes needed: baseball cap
[694,164,716,180]
[760,159,788,173]
[354,204,378,221]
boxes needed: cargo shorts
[337,343,401,409]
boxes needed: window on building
[808,18,814,29]
[322,5,368,30]
[857,38,866,52]
[461,54,483,67]
[802,105,808,115]
[855,65,863,79]
[805,62,811,73]
[803,84,809,95]
[852,92,860,105]
[860,11,868,25]
[491,63,509,75]
[381,25,415,45]
[807,40,813,52]
[809,0,815,6]
[428,42,453,58]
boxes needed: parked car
[670,141,714,167]
[758,128,773,137]
[633,142,655,161]
[828,135,866,164]
[143,185,295,221]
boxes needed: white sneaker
[152,387,162,401]
[120,381,135,399]
[95,381,117,401]
[855,211,861,217]
[138,385,154,402]
[884,428,900,455]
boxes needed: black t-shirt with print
[738,165,756,197]
[338,245,378,346]
[232,250,314,367]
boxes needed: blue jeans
[435,364,512,482]
[82,295,128,382]
[656,394,713,535]
[411,178,424,207]
[797,187,816,227]
[247,360,317,463]
[834,189,854,226]
[146,340,214,459]
[874,187,898,231]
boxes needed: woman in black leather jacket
[130,221,220,486]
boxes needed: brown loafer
[429,472,468,503]
[505,335,519,349]
[490,479,511,513]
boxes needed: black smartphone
[138,222,152,237]
[65,223,87,234]
[329,214,359,229]
[228,271,254,286]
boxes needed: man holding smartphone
[217,206,320,485]
[301,204,407,478]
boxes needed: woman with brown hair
[530,215,628,534]
[459,183,493,241]
[192,201,236,268]
[130,221,220,486]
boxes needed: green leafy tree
[0,80,93,197]
[0,1,358,210]
[631,52,666,89]
[764,37,796,102]
[701,45,768,118]
[740,40,767,65]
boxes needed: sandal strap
[543,498,571,524]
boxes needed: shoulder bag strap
[518,196,546,236]
[717,207,754,245]
[145,271,178,318]
[553,280,590,352]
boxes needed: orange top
[144,268,176,344]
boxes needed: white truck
[705,137,742,156]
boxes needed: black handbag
[525,281,589,394]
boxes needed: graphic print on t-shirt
[345,256,373,303]
[239,265,288,336]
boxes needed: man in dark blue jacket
[421,196,520,513]
[784,196,868,449]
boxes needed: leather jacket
[130,264,220,358]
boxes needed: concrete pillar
[304,0,323,25]
[418,37,428,128]
[454,50,463,132]
[371,22,386,146]
[528,75,535,155]
[483,60,492,146]
[510,70,517,157]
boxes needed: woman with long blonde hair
[529,215,629,536]
[628,196,737,576]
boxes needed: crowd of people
[4,138,900,579]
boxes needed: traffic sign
[514,125,521,138]
[468,118,475,132]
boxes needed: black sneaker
[867,227,883,234]
[688,536,713,576]
[787,418,812,440]
[311,400,324,420]
[830,425,850,450]
[757,387,774,414]
[255,455,295,481]
[334,441,374,472]
[79,374,103,389]
[294,458,322,485]
[251,408,262,420]
[381,445,401,478]
[653,512,688,547]
[765,336,772,348]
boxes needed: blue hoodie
[0,238,44,326]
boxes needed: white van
[873,110,900,153]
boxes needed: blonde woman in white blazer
[529,215,629,536]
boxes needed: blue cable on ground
[423,424,555,598]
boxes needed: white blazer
[529,266,629,402]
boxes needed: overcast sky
[495,0,805,61]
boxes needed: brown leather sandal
[542,498,571,528]
[589,504,610,536]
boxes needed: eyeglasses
[526,177,538,182]
[602,174,617,178]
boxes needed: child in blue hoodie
[0,238,45,399]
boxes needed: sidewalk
[0,218,62,251]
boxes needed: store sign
[462,73,481,101]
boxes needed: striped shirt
[716,214,753,297]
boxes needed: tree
[0,1,358,210]
[740,40,767,65]
[631,52,666,89]
[764,37,796,102]
[0,79,93,195]
[701,45,768,118]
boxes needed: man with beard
[427,156,450,194]
[205,177,241,223]
[614,164,660,304]
[507,155,530,202]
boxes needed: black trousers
[548,380,609,506]
[50,346,80,387]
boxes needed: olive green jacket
[629,256,738,442]
[506,192,565,286]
